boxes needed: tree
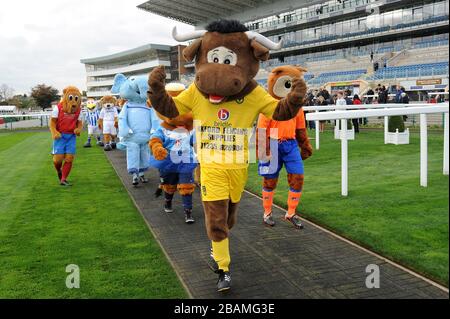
[0,84,14,102]
[7,95,37,109]
[31,84,59,110]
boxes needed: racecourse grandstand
[139,0,449,100]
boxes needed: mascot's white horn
[245,31,283,50]
[171,26,283,50]
[172,27,207,42]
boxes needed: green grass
[0,131,187,298]
[246,129,449,286]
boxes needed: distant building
[138,0,449,99]
[80,43,190,98]
[0,105,18,114]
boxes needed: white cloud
[0,0,194,94]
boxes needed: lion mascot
[50,86,83,186]
[83,98,103,148]
[111,74,161,186]
[149,82,198,224]
[148,19,307,292]
[257,65,313,228]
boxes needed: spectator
[353,94,365,127]
[316,95,328,132]
[395,85,405,103]
[336,91,346,106]
[344,92,359,133]
[366,87,375,104]
[318,87,331,102]
[395,86,409,121]
[429,95,437,104]
[378,86,388,104]
[304,91,316,130]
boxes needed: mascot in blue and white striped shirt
[83,99,103,148]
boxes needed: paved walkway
[106,151,448,299]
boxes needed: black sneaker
[132,173,139,186]
[184,209,195,224]
[139,175,149,183]
[60,180,72,187]
[263,213,275,227]
[285,214,304,229]
[83,141,92,148]
[207,248,219,273]
[111,142,117,149]
[97,140,104,147]
[164,200,173,213]
[104,144,112,151]
[217,270,231,292]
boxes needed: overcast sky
[0,0,194,95]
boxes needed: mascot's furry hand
[296,128,313,160]
[147,66,179,119]
[149,138,168,160]
[287,78,307,106]
[73,128,82,136]
[301,143,313,160]
[258,152,271,163]
[52,131,62,140]
[148,66,166,95]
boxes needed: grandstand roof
[137,0,321,26]
[80,43,170,65]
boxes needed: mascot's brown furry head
[172,20,282,103]
[99,95,117,109]
[61,86,82,114]
[268,65,308,100]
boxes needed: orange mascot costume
[257,65,313,228]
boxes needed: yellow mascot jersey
[173,83,279,169]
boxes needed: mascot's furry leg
[203,200,231,273]
[137,143,150,183]
[178,178,196,224]
[285,173,304,229]
[52,154,74,185]
[53,154,65,181]
[61,154,75,183]
[162,184,177,213]
[126,141,144,186]
[203,200,239,273]
[262,177,278,226]
[103,134,112,151]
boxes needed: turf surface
[246,129,449,286]
[0,131,187,298]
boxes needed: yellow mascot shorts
[200,167,248,203]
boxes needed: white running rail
[306,103,449,196]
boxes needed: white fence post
[341,119,348,197]
[315,110,320,150]
[444,112,449,176]
[384,113,389,144]
[420,114,428,187]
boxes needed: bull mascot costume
[148,20,307,292]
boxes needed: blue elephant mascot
[111,74,161,186]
